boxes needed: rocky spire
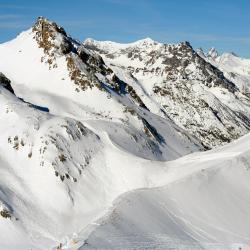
[207,47,219,59]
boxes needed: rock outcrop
[0,73,15,94]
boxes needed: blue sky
[0,0,250,57]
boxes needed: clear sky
[0,0,250,57]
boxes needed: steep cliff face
[84,38,250,148]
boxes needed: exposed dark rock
[0,209,11,219]
[0,73,15,94]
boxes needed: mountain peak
[33,16,67,37]
[140,37,154,42]
[32,16,75,57]
[207,47,219,59]
[84,37,158,52]
[196,47,206,58]
[134,37,156,44]
[221,51,239,58]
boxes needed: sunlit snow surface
[83,136,250,250]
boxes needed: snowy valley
[0,17,250,249]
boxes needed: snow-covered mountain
[84,38,250,148]
[0,17,201,159]
[0,17,201,249]
[200,47,250,97]
[0,17,250,249]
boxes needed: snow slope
[0,84,195,249]
[81,133,250,250]
[0,84,201,250]
[1,80,250,249]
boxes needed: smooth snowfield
[80,134,250,250]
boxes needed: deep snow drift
[0,17,250,250]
